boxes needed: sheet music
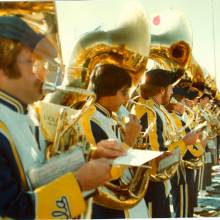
[112,148,163,166]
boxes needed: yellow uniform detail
[132,98,160,175]
[80,104,125,180]
[169,140,186,157]
[79,105,97,145]
[170,112,204,157]
[35,172,85,219]
[110,166,126,180]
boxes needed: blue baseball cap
[0,15,44,50]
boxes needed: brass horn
[132,9,194,181]
[43,1,151,210]
[149,9,192,71]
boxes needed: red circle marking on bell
[153,16,160,25]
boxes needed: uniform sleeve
[80,105,108,145]
[0,133,35,219]
[0,132,85,219]
[169,112,203,157]
[90,120,108,143]
[137,109,168,175]
[181,117,204,158]
[34,172,85,219]
[140,111,167,151]
[168,140,186,155]
[90,121,124,180]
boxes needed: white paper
[112,149,163,166]
[158,147,180,172]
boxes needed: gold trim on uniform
[94,103,111,118]
[148,202,152,218]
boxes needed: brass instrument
[0,1,54,15]
[170,82,206,169]
[130,95,181,182]
[129,97,157,149]
[202,75,220,138]
[148,8,193,145]
[182,157,204,170]
[196,102,220,140]
[149,9,192,72]
[186,56,205,83]
[6,0,91,159]
[188,56,220,137]
[177,58,217,169]
[43,1,151,210]
[189,65,220,140]
[132,9,194,180]
[41,97,94,159]
[170,98,205,169]
[152,104,181,181]
[149,41,191,71]
[0,1,58,51]
[170,97,195,136]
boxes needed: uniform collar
[0,90,28,114]
[150,98,161,108]
[139,97,156,108]
[94,102,112,118]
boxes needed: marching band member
[46,2,150,218]
[80,63,148,218]
[198,93,214,189]
[185,83,219,216]
[132,68,201,218]
[0,15,124,219]
[167,83,206,217]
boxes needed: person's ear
[160,87,165,95]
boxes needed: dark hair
[144,68,184,87]
[140,83,162,99]
[91,64,132,100]
[186,87,200,100]
[199,93,211,100]
[173,94,184,102]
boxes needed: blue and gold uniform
[132,97,187,218]
[170,111,203,217]
[80,102,148,219]
[0,91,85,219]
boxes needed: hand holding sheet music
[112,148,163,167]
